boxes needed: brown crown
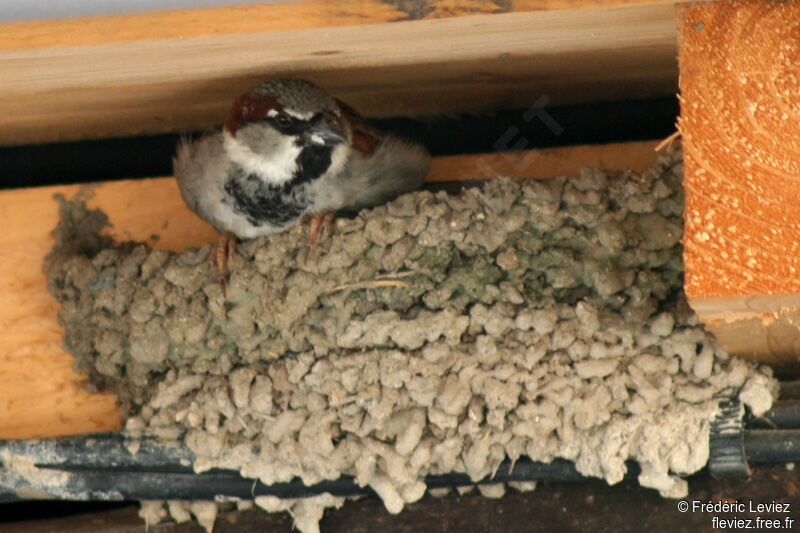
[223,93,281,135]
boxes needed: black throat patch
[224,167,308,228]
[291,142,334,186]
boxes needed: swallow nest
[46,148,776,533]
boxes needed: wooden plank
[0,140,663,440]
[427,140,663,182]
[678,1,800,374]
[0,3,678,146]
[0,0,681,51]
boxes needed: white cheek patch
[223,131,301,186]
[327,143,350,177]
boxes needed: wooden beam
[0,140,662,440]
[0,3,678,146]
[679,1,800,375]
[0,0,680,51]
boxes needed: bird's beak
[304,112,346,146]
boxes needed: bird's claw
[304,213,334,262]
[209,231,237,290]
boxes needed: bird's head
[223,79,350,185]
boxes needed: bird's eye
[275,114,292,128]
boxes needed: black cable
[745,430,800,464]
[748,400,800,429]
[3,395,800,502]
[0,433,640,503]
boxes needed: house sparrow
[173,78,430,281]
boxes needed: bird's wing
[335,98,381,155]
[330,135,430,213]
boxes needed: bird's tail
[172,134,197,179]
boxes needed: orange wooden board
[0,141,661,439]
[678,0,800,374]
[680,0,800,300]
[0,0,680,51]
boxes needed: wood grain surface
[679,0,800,374]
[0,0,681,51]
[0,3,678,145]
[0,140,662,439]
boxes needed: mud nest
[45,148,776,532]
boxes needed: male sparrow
[173,78,430,280]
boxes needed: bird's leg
[305,212,334,261]
[209,231,237,286]
[308,212,334,246]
